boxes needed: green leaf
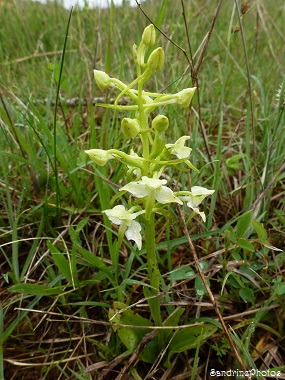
[76,245,110,276]
[237,239,255,252]
[231,251,241,261]
[228,272,244,289]
[251,219,267,240]
[272,281,285,296]
[168,267,195,281]
[225,154,243,175]
[274,209,285,227]
[164,324,217,367]
[228,226,237,243]
[140,338,160,363]
[161,308,184,341]
[195,276,209,296]
[143,287,161,328]
[239,288,255,303]
[109,302,153,352]
[8,284,65,296]
[48,242,72,283]
[76,217,89,232]
[190,317,222,330]
[236,211,253,238]
[199,261,209,271]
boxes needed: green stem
[144,212,163,347]
[136,59,163,347]
[137,77,150,175]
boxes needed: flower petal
[120,181,149,198]
[125,220,142,250]
[166,136,191,159]
[156,186,183,204]
[103,205,126,225]
[192,207,206,222]
[141,176,167,189]
[103,205,144,227]
[190,186,215,207]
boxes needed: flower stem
[144,212,164,348]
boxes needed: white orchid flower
[120,176,183,205]
[179,186,215,222]
[165,136,192,159]
[103,205,145,250]
[175,88,196,107]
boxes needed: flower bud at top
[142,24,156,46]
[147,47,164,72]
[152,114,169,132]
[94,70,112,90]
[85,149,113,166]
[175,87,196,107]
[121,118,141,139]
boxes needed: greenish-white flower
[120,176,183,205]
[93,70,113,90]
[103,205,145,250]
[179,186,215,222]
[175,88,196,107]
[147,47,164,72]
[142,24,156,46]
[166,136,192,159]
[85,149,113,166]
[152,114,169,132]
[121,118,141,139]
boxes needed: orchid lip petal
[156,186,183,204]
[125,220,142,250]
[192,207,206,222]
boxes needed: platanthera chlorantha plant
[85,25,216,362]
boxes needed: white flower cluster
[102,175,214,249]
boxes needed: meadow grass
[0,0,285,378]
